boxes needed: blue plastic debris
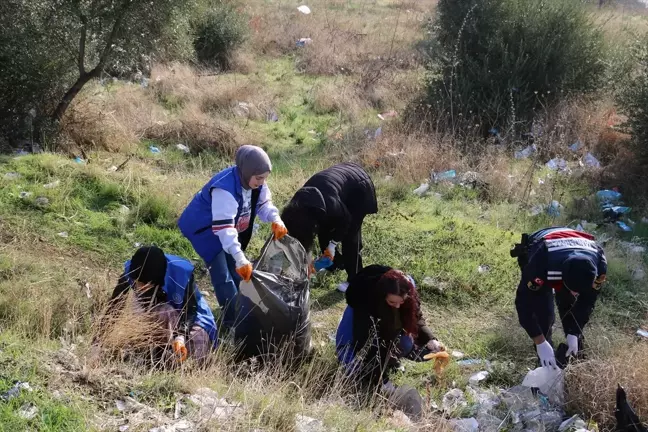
[514,145,536,159]
[547,200,562,217]
[569,141,583,152]
[617,221,632,232]
[149,146,161,154]
[374,126,382,139]
[596,190,622,204]
[296,38,312,47]
[74,157,85,164]
[433,170,457,182]
[314,256,333,272]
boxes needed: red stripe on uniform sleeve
[544,230,595,241]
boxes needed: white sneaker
[337,282,349,293]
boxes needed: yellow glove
[172,336,188,362]
[236,263,253,282]
[272,222,288,240]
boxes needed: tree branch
[78,18,88,75]
[89,0,133,77]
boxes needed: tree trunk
[51,72,94,121]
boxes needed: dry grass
[245,0,435,75]
[566,342,648,430]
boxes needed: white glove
[426,340,445,353]
[565,334,579,357]
[536,341,557,369]
[325,241,337,259]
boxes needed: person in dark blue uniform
[511,227,607,368]
[104,246,218,364]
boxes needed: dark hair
[281,202,317,252]
[377,270,420,337]
[128,246,167,288]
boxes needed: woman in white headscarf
[178,145,287,329]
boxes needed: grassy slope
[1,1,648,430]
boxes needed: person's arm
[256,186,282,224]
[515,246,551,340]
[177,273,199,337]
[415,302,436,346]
[211,188,247,266]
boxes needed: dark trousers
[318,218,364,282]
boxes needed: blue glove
[314,256,333,272]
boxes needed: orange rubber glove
[236,263,253,282]
[272,222,288,240]
[172,336,188,362]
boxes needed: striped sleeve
[211,188,243,259]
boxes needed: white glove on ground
[536,340,557,368]
[565,334,579,357]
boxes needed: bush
[193,2,248,69]
[424,0,605,135]
[618,38,648,165]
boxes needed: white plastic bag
[522,367,565,405]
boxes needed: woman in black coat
[281,162,377,291]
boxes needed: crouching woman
[335,265,444,419]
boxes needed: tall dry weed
[566,342,648,430]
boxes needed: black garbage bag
[234,235,312,360]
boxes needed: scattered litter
[559,415,588,431]
[14,149,30,157]
[74,156,85,164]
[175,144,190,154]
[546,158,568,171]
[266,111,279,122]
[596,190,622,204]
[582,153,601,168]
[529,204,544,216]
[35,197,50,207]
[637,329,648,338]
[632,268,645,281]
[514,145,536,159]
[296,38,313,47]
[149,146,161,154]
[442,388,468,413]
[119,426,129,432]
[252,223,260,234]
[58,232,69,238]
[3,172,20,180]
[377,110,398,120]
[457,359,486,367]
[451,351,465,359]
[450,417,479,432]
[108,166,118,172]
[617,221,632,232]
[569,141,583,152]
[18,403,39,420]
[297,5,311,14]
[547,200,563,217]
[521,367,565,405]
[44,180,60,189]
[134,242,142,248]
[19,191,32,199]
[385,175,393,181]
[374,126,382,139]
[433,170,457,183]
[477,265,490,274]
[538,178,545,185]
[188,387,239,421]
[295,415,325,432]
[391,410,413,428]
[1,382,32,401]
[413,182,430,196]
[468,371,490,385]
[119,205,130,215]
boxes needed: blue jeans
[207,250,240,329]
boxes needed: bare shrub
[566,342,648,430]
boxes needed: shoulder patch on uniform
[527,280,541,291]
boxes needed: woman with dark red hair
[335,265,443,418]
